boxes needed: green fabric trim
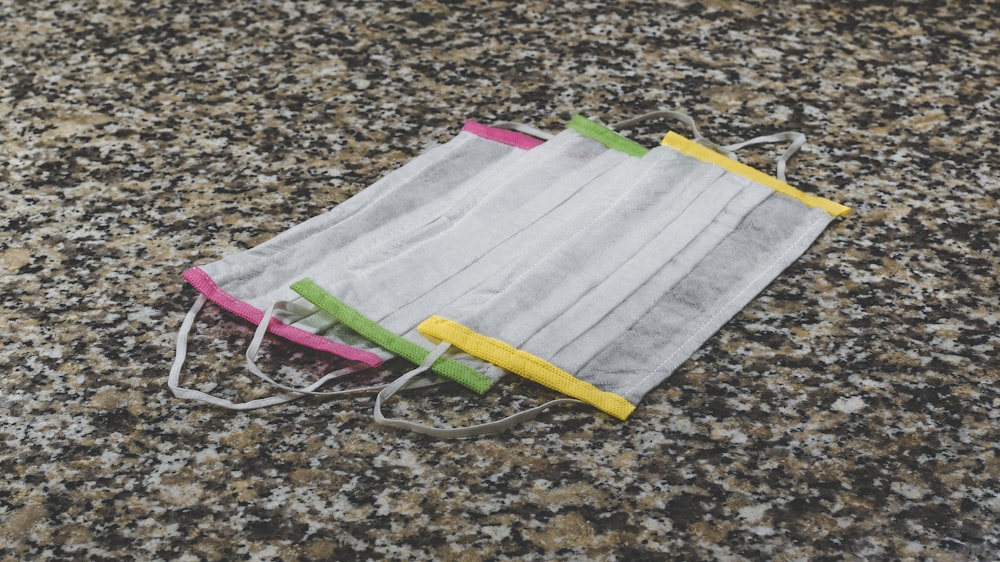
[290,278,494,394]
[567,114,649,157]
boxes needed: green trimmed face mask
[277,116,650,396]
[169,120,549,409]
[365,117,849,437]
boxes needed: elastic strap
[168,295,372,410]
[374,343,582,438]
[610,109,735,157]
[720,131,806,183]
[490,121,556,141]
[244,301,385,396]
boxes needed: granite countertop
[2,1,998,560]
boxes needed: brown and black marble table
[2,1,997,560]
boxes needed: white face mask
[526,132,850,413]
[169,120,548,409]
[276,115,651,393]
[374,124,849,436]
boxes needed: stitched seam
[420,316,635,420]
[568,115,649,157]
[662,132,850,217]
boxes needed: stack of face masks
[170,111,849,436]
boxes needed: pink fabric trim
[182,267,385,367]
[462,120,545,149]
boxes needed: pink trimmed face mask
[169,121,547,410]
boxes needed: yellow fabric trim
[418,316,636,421]
[661,132,851,217]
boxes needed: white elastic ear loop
[244,301,385,396]
[610,109,736,158]
[612,109,702,139]
[721,131,806,183]
[169,295,321,410]
[374,342,582,439]
[489,121,555,141]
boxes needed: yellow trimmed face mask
[374,123,849,437]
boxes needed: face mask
[529,132,850,414]
[287,112,714,431]
[376,123,849,436]
[169,120,548,409]
[276,115,651,394]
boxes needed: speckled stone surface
[2,1,998,560]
